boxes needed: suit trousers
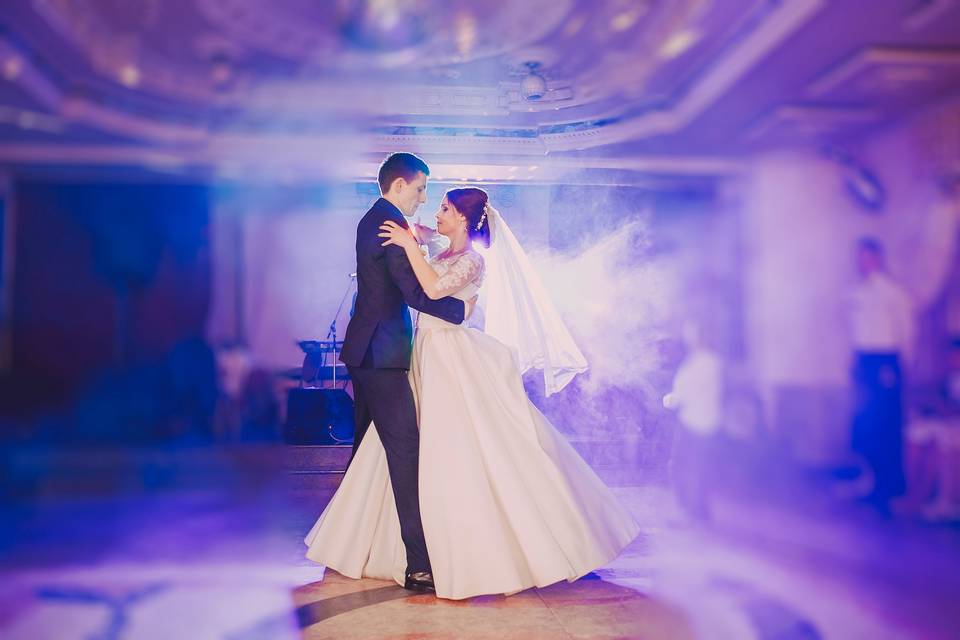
[346,364,431,574]
[851,352,906,501]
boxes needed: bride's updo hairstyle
[446,187,492,248]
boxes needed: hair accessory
[476,202,488,231]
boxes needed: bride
[304,187,639,600]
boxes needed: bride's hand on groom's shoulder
[379,221,418,250]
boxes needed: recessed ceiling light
[119,65,141,87]
[3,56,23,80]
[659,29,699,59]
[455,12,477,56]
[610,10,641,32]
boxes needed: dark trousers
[851,352,906,501]
[347,365,431,574]
[671,428,715,520]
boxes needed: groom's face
[395,171,428,217]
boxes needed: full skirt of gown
[304,323,640,600]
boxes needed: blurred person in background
[663,320,723,521]
[846,237,915,512]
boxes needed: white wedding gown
[304,250,640,600]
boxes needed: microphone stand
[325,273,357,386]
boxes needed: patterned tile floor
[1,464,959,639]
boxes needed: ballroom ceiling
[0,0,959,183]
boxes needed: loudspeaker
[284,388,354,445]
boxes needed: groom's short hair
[378,152,430,194]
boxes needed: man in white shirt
[664,321,723,521]
[848,237,914,510]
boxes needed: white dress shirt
[665,348,723,435]
[849,272,915,358]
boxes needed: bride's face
[435,196,466,238]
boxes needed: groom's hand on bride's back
[464,295,479,321]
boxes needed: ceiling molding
[541,0,828,151]
[0,35,63,111]
[60,98,209,144]
[2,0,955,167]
[806,46,960,99]
[902,0,960,31]
[0,143,744,180]
[195,0,576,70]
[743,105,881,144]
[1,0,827,155]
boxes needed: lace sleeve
[433,252,484,298]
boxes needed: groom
[340,152,469,593]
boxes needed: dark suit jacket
[340,198,465,369]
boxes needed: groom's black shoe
[404,570,436,593]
